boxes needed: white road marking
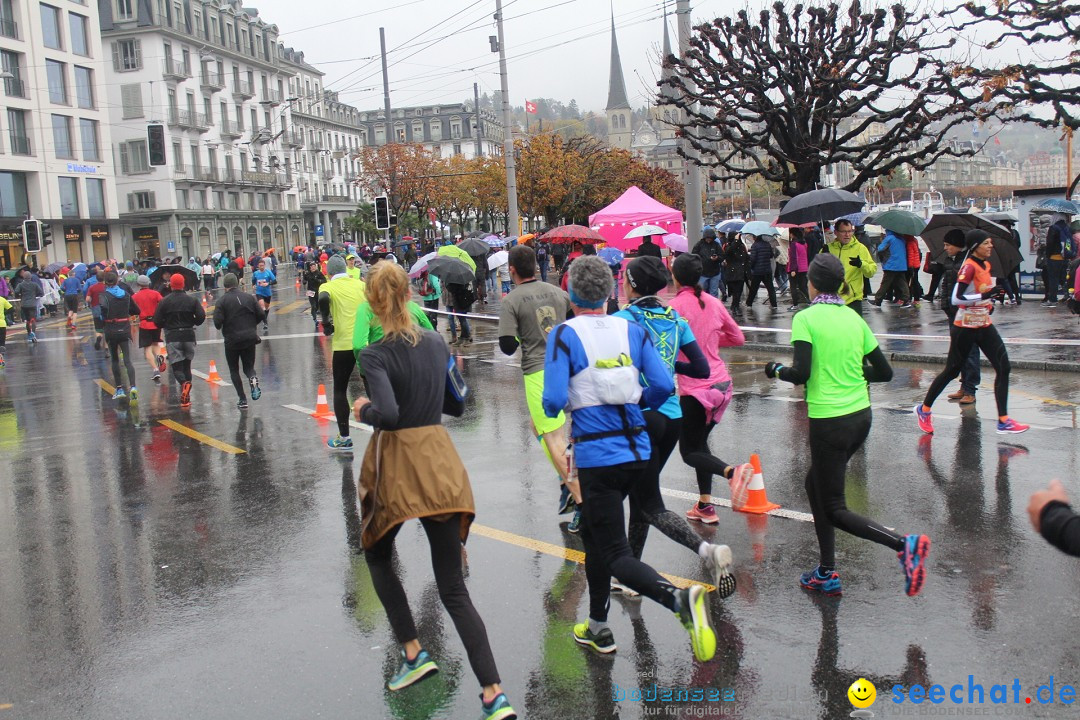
[281,403,372,433]
[658,486,815,523]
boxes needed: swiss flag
[525,100,537,114]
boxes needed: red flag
[525,100,537,114]
[994,136,1001,145]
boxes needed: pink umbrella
[661,233,688,253]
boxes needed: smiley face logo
[848,678,877,709]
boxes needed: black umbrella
[147,264,200,291]
[777,188,865,225]
[426,256,476,286]
[921,213,1021,277]
[457,237,491,257]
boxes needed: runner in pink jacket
[668,253,752,524]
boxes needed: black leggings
[308,296,319,322]
[923,323,1010,417]
[747,273,777,307]
[225,345,256,401]
[332,349,357,436]
[678,395,734,497]
[579,462,680,622]
[106,336,137,389]
[366,515,501,687]
[806,409,905,569]
[628,411,702,560]
[727,279,744,309]
[790,272,810,305]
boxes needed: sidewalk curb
[739,341,1079,373]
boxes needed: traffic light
[375,195,390,230]
[147,123,166,166]
[22,219,41,253]
[40,222,52,247]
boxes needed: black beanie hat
[672,252,702,287]
[964,228,990,251]
[943,229,966,248]
[625,256,670,296]
[807,253,844,294]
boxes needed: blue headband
[568,285,606,309]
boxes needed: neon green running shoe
[572,622,616,654]
[677,585,716,662]
[387,649,438,691]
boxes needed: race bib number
[959,306,991,329]
[306,290,315,298]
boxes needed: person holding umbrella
[691,228,724,299]
[870,229,913,309]
[915,229,1029,436]
[636,235,662,259]
[824,219,877,314]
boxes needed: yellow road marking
[470,523,716,592]
[276,299,308,314]
[158,419,246,455]
[0,703,13,710]
[95,378,116,394]
[983,384,1079,408]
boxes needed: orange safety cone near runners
[206,360,222,383]
[311,383,335,419]
[733,453,780,514]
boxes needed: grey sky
[259,0,741,114]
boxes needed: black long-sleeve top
[1040,501,1080,557]
[358,331,464,430]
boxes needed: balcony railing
[262,89,282,105]
[8,133,31,155]
[323,194,352,203]
[200,71,225,92]
[234,80,254,99]
[162,60,192,81]
[321,169,335,181]
[0,17,18,40]
[239,170,288,188]
[4,78,25,98]
[168,110,210,131]
[283,130,304,147]
[219,119,242,139]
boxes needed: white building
[98,0,305,261]
[0,0,120,267]
[355,103,503,161]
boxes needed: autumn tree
[659,1,990,196]
[355,143,436,223]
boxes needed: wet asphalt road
[3,279,1080,720]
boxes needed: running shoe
[0,353,5,369]
[996,418,1030,434]
[327,435,354,451]
[94,336,102,350]
[799,566,842,596]
[153,372,161,382]
[237,399,249,410]
[729,463,754,508]
[156,354,167,372]
[572,622,617,653]
[899,533,931,597]
[676,585,716,662]
[112,388,126,401]
[914,404,934,434]
[28,332,36,343]
[703,544,737,599]
[180,381,192,408]
[557,484,576,515]
[686,502,718,524]
[566,508,582,534]
[249,375,262,401]
[386,649,438,691]
[128,386,138,402]
[480,692,518,720]
[610,580,640,598]
[262,322,269,333]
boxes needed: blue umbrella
[484,235,507,247]
[1033,198,1080,215]
[838,212,869,226]
[740,221,780,237]
[597,247,625,267]
[717,219,745,234]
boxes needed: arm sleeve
[862,346,893,383]
[358,350,400,429]
[193,301,206,326]
[499,336,520,355]
[777,340,812,385]
[674,339,709,379]
[318,291,331,322]
[253,299,266,323]
[352,304,372,356]
[212,302,224,330]
[541,324,573,418]
[861,245,877,278]
[1039,501,1080,557]
[410,303,434,330]
[152,302,164,328]
[718,306,746,347]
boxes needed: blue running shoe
[566,508,582,534]
[387,649,438,691]
[480,692,517,720]
[557,484,576,514]
[799,566,842,596]
[327,435,353,452]
[249,375,261,401]
[899,534,930,597]
[112,388,126,401]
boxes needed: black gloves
[849,256,862,268]
[322,320,334,336]
[765,361,784,379]
[981,287,1006,301]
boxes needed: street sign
[167,240,176,252]
[315,224,324,237]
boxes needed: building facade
[354,103,503,161]
[1022,150,1078,188]
[0,0,121,268]
[910,140,992,191]
[98,0,304,262]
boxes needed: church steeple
[605,11,632,150]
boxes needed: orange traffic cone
[733,453,780,514]
[202,294,208,308]
[311,383,334,419]
[295,275,301,289]
[206,360,222,383]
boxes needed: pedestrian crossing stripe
[658,486,815,523]
[95,378,116,394]
[158,419,246,454]
[469,523,718,592]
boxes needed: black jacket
[153,291,206,343]
[213,289,264,349]
[636,240,662,258]
[99,286,139,338]
[692,238,723,277]
[303,269,326,293]
[723,239,748,282]
[1040,501,1080,557]
[938,251,966,319]
[748,238,776,277]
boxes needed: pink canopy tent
[589,186,684,251]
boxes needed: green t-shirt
[352,300,433,365]
[321,275,367,352]
[789,303,878,419]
